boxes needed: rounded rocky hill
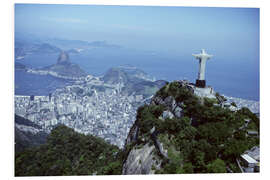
[57,51,70,64]
[101,67,129,85]
[43,51,87,78]
[101,67,167,98]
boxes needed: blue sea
[15,48,259,101]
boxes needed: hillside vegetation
[15,125,123,176]
[123,81,259,174]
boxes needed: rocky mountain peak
[57,51,70,64]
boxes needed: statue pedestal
[196,79,206,88]
[193,85,216,99]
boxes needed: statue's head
[201,49,206,54]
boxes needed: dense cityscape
[15,76,145,148]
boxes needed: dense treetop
[15,125,123,176]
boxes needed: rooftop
[241,154,258,164]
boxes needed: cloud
[41,17,87,24]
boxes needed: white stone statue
[192,49,213,87]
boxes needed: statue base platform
[196,79,206,88]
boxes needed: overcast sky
[15,4,259,59]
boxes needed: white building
[240,154,259,172]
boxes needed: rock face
[162,110,174,119]
[15,39,61,59]
[122,143,159,174]
[57,51,70,64]
[151,95,184,120]
[122,116,166,174]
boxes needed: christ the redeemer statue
[192,49,213,88]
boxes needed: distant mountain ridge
[102,65,155,84]
[102,66,167,98]
[15,34,62,59]
[44,38,122,50]
[15,42,61,59]
[15,33,122,59]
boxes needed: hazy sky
[15,4,259,59]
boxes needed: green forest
[15,125,123,176]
